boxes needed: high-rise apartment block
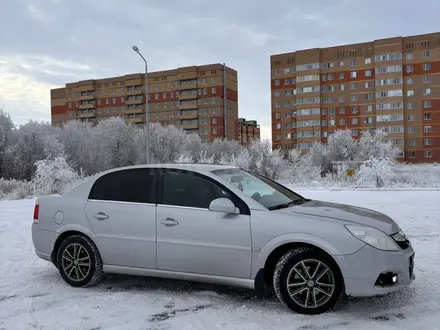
[238,118,260,146]
[271,32,440,162]
[51,63,240,142]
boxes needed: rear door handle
[160,218,179,227]
[93,212,109,220]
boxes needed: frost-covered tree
[93,117,137,170]
[7,120,64,180]
[356,157,396,188]
[32,157,80,195]
[327,129,358,162]
[247,140,285,180]
[0,108,14,178]
[206,138,242,163]
[60,120,96,175]
[357,128,398,160]
[148,123,187,163]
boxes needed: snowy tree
[182,133,205,163]
[148,123,187,163]
[356,157,396,188]
[247,140,285,180]
[0,108,14,178]
[206,138,242,163]
[357,128,398,161]
[93,117,137,170]
[327,129,358,162]
[6,121,64,181]
[32,157,80,195]
[60,120,97,175]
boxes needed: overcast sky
[1,0,439,139]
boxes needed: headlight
[391,230,407,242]
[345,225,400,251]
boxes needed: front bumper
[335,243,415,297]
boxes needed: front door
[156,169,252,279]
[85,168,157,269]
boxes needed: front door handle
[160,218,179,227]
[93,212,109,220]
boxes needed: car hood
[276,199,400,235]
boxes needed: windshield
[211,168,308,210]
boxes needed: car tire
[56,234,104,288]
[273,247,343,315]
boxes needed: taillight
[33,200,39,223]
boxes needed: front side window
[162,170,231,209]
[88,169,156,204]
[211,168,306,210]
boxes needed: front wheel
[273,247,343,315]
[56,234,104,287]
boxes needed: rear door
[85,168,157,269]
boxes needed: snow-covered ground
[1,190,440,330]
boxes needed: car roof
[100,163,238,174]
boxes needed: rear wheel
[56,235,104,287]
[273,247,343,315]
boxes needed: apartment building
[271,32,440,163]
[51,63,238,142]
[237,118,260,146]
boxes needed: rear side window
[88,169,157,204]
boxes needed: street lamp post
[132,45,150,164]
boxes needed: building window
[211,87,216,94]
[407,102,413,109]
[424,88,431,96]
[406,53,413,60]
[365,58,371,64]
[212,128,217,135]
[406,77,413,84]
[424,113,431,120]
[274,80,280,86]
[112,98,116,104]
[423,76,431,83]
[408,126,415,134]
[423,63,431,71]
[407,115,415,121]
[275,112,281,119]
[339,108,345,114]
[424,126,432,132]
[351,59,356,66]
[408,151,415,158]
[407,90,414,97]
[339,119,345,125]
[425,151,432,158]
[424,138,432,145]
[350,71,357,78]
[350,83,356,90]
[408,139,416,146]
[365,70,371,77]
[423,50,430,58]
[212,98,216,104]
[351,95,357,101]
[352,118,358,124]
[338,73,344,79]
[367,105,373,112]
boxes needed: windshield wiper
[268,199,309,211]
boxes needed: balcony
[179,102,198,110]
[179,93,198,101]
[181,121,198,130]
[79,94,95,101]
[79,103,96,110]
[180,111,198,120]
[125,108,144,115]
[126,98,143,105]
[77,111,96,118]
[126,87,144,96]
[126,117,144,124]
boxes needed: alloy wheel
[61,243,91,282]
[286,259,335,309]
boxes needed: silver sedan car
[31,164,415,314]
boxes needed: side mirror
[209,198,238,214]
